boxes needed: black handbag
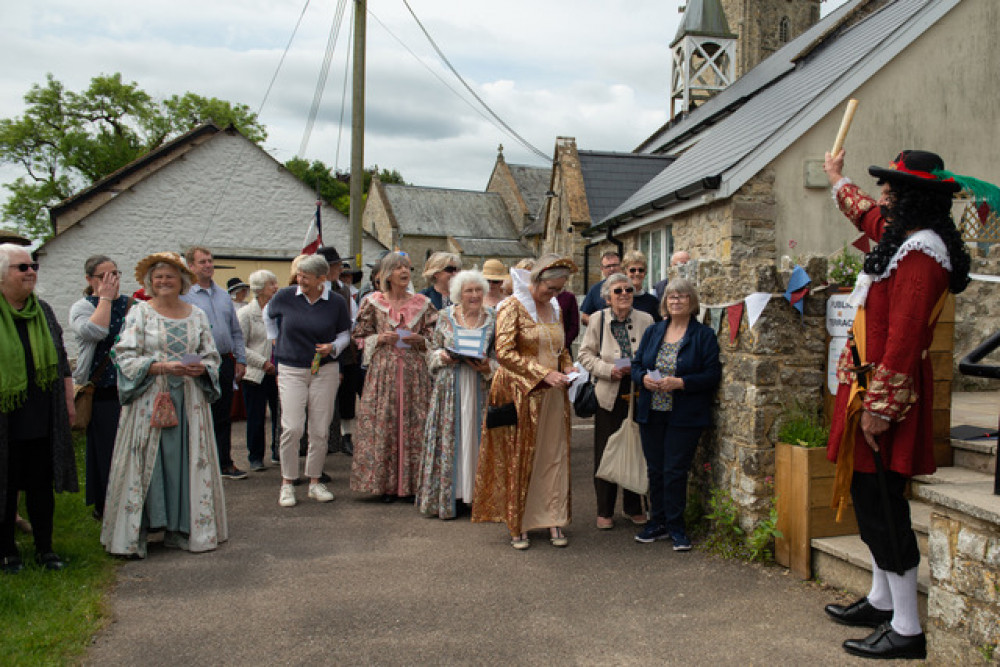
[486,402,517,429]
[573,311,603,419]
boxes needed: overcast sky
[1,0,849,202]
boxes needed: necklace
[455,305,484,329]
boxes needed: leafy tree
[0,73,266,241]
[283,158,406,216]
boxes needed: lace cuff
[864,365,917,422]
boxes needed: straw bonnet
[481,259,508,282]
[134,251,196,284]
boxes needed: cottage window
[779,17,791,44]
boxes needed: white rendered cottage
[36,124,384,359]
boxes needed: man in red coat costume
[821,149,971,660]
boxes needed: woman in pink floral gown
[351,252,436,502]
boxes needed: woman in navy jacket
[630,278,720,550]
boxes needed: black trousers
[336,361,363,421]
[86,387,121,514]
[243,375,279,464]
[593,378,643,518]
[638,410,703,533]
[211,355,236,469]
[851,470,920,574]
[1,437,55,558]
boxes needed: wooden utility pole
[349,0,366,267]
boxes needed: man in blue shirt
[580,250,620,326]
[182,246,249,480]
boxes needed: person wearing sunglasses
[419,252,462,311]
[69,255,133,521]
[0,244,77,574]
[622,250,662,323]
[480,258,508,308]
[577,272,654,530]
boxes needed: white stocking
[886,566,922,636]
[341,418,355,436]
[867,556,892,610]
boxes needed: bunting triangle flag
[783,265,812,318]
[789,286,809,314]
[706,307,724,333]
[745,292,771,329]
[727,303,744,344]
[851,234,870,253]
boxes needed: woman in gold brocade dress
[472,254,577,550]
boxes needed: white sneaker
[308,482,335,503]
[279,484,297,507]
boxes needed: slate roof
[505,163,551,217]
[453,237,534,257]
[671,0,736,47]
[578,152,675,223]
[380,183,520,238]
[522,201,547,238]
[602,0,950,227]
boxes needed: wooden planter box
[775,442,859,579]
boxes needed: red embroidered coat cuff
[863,364,917,421]
[835,344,854,385]
[835,183,877,230]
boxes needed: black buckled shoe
[35,552,67,571]
[824,597,893,628]
[341,433,354,456]
[843,622,926,660]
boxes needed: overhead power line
[334,1,354,173]
[366,10,502,131]
[299,0,350,158]
[257,0,312,117]
[398,0,551,163]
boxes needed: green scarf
[0,292,60,412]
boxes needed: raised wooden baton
[831,99,859,155]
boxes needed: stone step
[912,465,993,492]
[950,437,997,475]
[811,534,930,620]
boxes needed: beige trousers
[277,362,339,481]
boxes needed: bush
[777,401,828,448]
[828,245,863,286]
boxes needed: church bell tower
[719,0,822,77]
[670,0,737,119]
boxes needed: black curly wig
[864,184,971,294]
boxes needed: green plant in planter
[828,244,863,287]
[777,401,828,448]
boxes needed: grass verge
[1,433,117,665]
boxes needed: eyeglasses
[611,287,635,295]
[667,294,691,301]
[628,267,646,274]
[92,270,122,279]
[488,280,503,285]
[14,263,40,273]
[442,266,458,274]
[601,263,620,270]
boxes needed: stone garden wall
[926,501,1000,663]
[663,169,831,529]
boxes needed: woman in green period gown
[101,253,226,558]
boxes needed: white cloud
[1,0,852,205]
